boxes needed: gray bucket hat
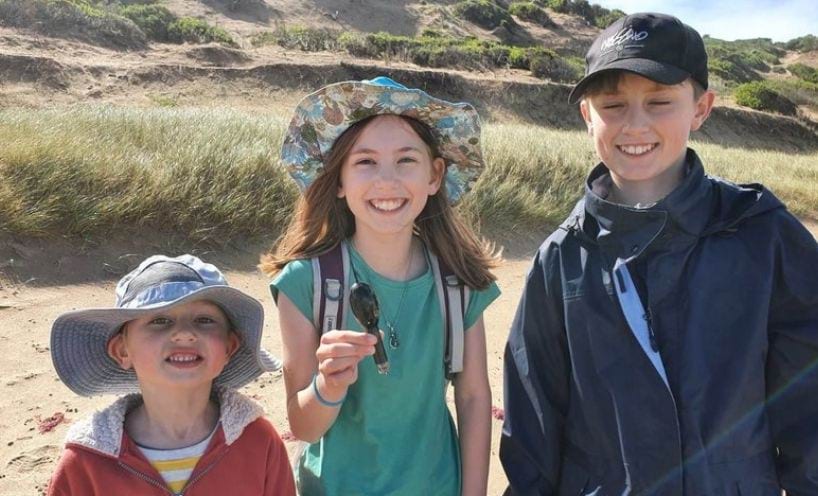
[50,254,281,397]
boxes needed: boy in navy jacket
[501,12,818,496]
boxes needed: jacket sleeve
[766,212,818,495]
[47,447,91,496]
[264,426,297,496]
[500,242,571,496]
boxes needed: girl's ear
[107,332,133,370]
[428,157,445,195]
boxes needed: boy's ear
[225,332,240,359]
[428,157,445,195]
[690,90,716,132]
[107,332,133,370]
[579,100,593,134]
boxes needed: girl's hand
[314,330,376,400]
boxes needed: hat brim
[51,286,280,397]
[280,79,484,204]
[568,59,691,104]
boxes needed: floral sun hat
[280,76,484,203]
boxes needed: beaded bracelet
[312,374,346,407]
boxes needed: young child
[48,254,296,496]
[501,12,818,496]
[260,77,501,495]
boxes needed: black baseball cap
[568,12,708,104]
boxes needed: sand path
[0,242,534,495]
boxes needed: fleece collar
[64,388,263,458]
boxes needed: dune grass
[1,106,816,244]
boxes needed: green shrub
[705,37,783,85]
[706,42,774,84]
[508,2,554,27]
[0,0,147,50]
[452,0,515,30]
[788,63,818,84]
[420,28,444,38]
[765,78,818,111]
[785,35,818,53]
[527,47,581,82]
[119,4,176,42]
[545,0,568,12]
[508,46,529,69]
[734,81,797,115]
[252,24,340,51]
[544,0,623,28]
[338,31,372,57]
[593,8,625,28]
[168,17,235,46]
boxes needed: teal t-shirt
[270,243,500,496]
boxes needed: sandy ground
[0,239,537,496]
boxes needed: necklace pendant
[387,324,400,349]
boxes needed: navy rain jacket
[501,149,818,496]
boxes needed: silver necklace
[350,239,414,350]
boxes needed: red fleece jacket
[47,390,295,496]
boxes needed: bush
[508,2,554,27]
[527,47,581,82]
[545,0,622,28]
[338,31,372,57]
[168,17,235,46]
[593,8,625,28]
[765,78,818,110]
[705,41,777,84]
[119,4,176,42]
[785,35,818,53]
[252,24,340,51]
[452,0,515,30]
[788,63,818,84]
[734,81,797,115]
[0,0,147,50]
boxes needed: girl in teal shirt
[261,77,500,496]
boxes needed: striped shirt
[136,425,217,493]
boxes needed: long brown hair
[259,114,499,289]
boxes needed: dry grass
[1,105,816,244]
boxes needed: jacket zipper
[119,448,228,496]
[645,301,684,495]
[617,264,684,494]
[644,308,659,352]
[177,449,229,494]
[118,461,173,495]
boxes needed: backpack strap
[313,242,468,379]
[430,252,469,380]
[312,241,351,333]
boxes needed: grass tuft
[1,107,817,243]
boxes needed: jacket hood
[64,387,264,458]
[561,148,784,264]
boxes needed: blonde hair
[260,115,499,290]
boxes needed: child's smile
[109,300,239,390]
[580,73,713,205]
[617,143,658,156]
[338,115,444,240]
[369,198,407,213]
[165,349,204,368]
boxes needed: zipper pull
[644,311,659,352]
